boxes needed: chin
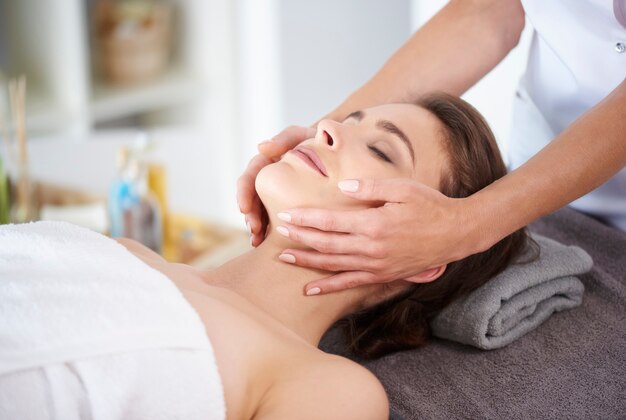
[256,161,358,216]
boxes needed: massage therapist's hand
[277,178,476,295]
[237,125,316,246]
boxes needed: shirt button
[616,42,626,53]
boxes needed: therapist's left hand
[276,178,475,296]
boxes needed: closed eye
[368,145,393,163]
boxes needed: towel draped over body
[0,221,226,420]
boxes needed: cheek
[336,156,403,208]
[338,155,401,184]
[256,162,336,211]
[256,161,373,212]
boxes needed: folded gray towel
[429,234,593,350]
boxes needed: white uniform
[509,0,626,231]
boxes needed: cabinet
[0,0,243,227]
[0,0,236,137]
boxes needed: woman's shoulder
[257,352,389,420]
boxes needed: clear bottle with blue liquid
[108,142,162,253]
[109,147,139,237]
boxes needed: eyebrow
[345,110,364,121]
[345,110,416,165]
[376,119,415,165]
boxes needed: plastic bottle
[108,147,138,237]
[108,138,162,253]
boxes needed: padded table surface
[319,207,626,420]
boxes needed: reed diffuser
[5,75,36,223]
[0,71,11,224]
[0,156,9,225]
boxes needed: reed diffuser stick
[7,75,29,222]
[8,78,17,152]
[0,80,9,224]
[16,76,27,170]
[16,76,28,220]
[0,91,10,159]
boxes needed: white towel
[0,221,226,420]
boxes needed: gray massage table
[319,207,626,420]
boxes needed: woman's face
[256,103,449,214]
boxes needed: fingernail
[246,220,252,235]
[259,140,271,146]
[250,236,254,247]
[276,225,289,237]
[306,287,321,296]
[279,253,296,263]
[277,212,291,222]
[338,179,359,192]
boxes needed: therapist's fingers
[277,207,373,234]
[338,178,433,203]
[238,154,272,246]
[237,154,273,215]
[258,126,315,158]
[246,195,265,236]
[303,271,381,296]
[276,223,379,256]
[278,249,376,273]
[251,198,269,247]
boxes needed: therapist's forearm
[467,78,626,252]
[323,0,525,121]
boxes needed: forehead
[362,103,440,137]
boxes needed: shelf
[4,0,222,135]
[90,68,205,123]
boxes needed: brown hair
[335,92,532,359]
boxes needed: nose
[315,119,344,149]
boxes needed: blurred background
[0,0,532,264]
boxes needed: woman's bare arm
[253,357,389,420]
[114,237,166,262]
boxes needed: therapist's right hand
[237,125,316,246]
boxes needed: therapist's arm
[243,0,526,243]
[466,78,626,252]
[322,0,526,120]
[283,78,626,295]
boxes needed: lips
[290,147,328,177]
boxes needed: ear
[405,265,447,284]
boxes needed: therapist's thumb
[258,125,316,158]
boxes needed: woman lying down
[0,93,529,420]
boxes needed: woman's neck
[202,233,373,347]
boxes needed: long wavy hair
[335,92,533,359]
